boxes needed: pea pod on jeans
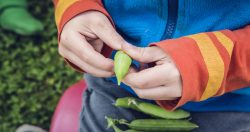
[115,97,190,119]
[106,117,198,132]
[120,119,198,132]
[106,117,142,132]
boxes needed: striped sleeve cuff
[54,0,112,38]
[152,30,236,110]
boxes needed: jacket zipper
[161,0,178,40]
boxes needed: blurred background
[0,0,81,131]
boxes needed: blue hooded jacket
[103,0,250,112]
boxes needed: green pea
[115,97,190,119]
[121,119,198,132]
[114,51,132,85]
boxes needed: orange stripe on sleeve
[186,34,225,101]
[213,31,234,57]
[206,32,231,96]
[152,37,209,110]
[55,0,80,26]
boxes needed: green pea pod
[114,51,132,85]
[106,117,142,132]
[106,116,123,132]
[124,130,142,132]
[121,119,198,132]
[115,97,190,119]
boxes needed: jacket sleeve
[53,0,111,36]
[152,25,250,110]
[53,0,113,72]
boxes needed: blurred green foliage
[0,0,81,131]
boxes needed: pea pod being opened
[114,51,132,85]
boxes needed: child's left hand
[122,43,182,100]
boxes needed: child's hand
[59,11,126,77]
[122,43,182,100]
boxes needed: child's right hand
[59,11,126,77]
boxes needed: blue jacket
[103,0,250,112]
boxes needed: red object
[50,80,87,132]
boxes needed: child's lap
[80,74,250,132]
[191,112,250,132]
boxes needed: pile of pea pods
[106,97,198,132]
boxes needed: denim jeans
[79,74,250,132]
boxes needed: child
[54,0,250,131]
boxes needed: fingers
[61,31,114,71]
[59,11,127,77]
[123,65,169,89]
[131,85,181,100]
[59,45,114,77]
[122,44,167,63]
[90,39,103,53]
[128,66,137,74]
[92,18,125,50]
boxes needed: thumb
[122,43,165,63]
[93,21,125,50]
